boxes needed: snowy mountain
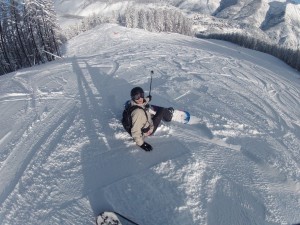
[53,0,300,50]
[261,1,300,49]
[0,23,300,225]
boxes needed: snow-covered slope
[1,24,300,225]
[54,0,133,28]
[54,0,300,50]
[213,0,269,27]
[262,2,300,49]
[192,0,300,49]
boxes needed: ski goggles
[131,92,144,100]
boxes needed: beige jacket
[130,97,154,146]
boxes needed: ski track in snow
[0,24,300,225]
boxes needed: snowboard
[96,212,121,225]
[149,105,190,124]
[123,100,200,125]
[149,104,200,124]
[172,109,190,124]
[96,211,138,225]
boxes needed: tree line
[2,3,192,75]
[124,7,193,35]
[64,7,193,40]
[197,32,300,72]
[0,0,62,75]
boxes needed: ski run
[0,24,300,225]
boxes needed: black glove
[147,95,152,102]
[140,142,153,151]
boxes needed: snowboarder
[122,87,173,151]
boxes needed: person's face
[135,97,144,104]
[132,92,144,104]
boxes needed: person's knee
[163,108,173,122]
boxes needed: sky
[0,23,300,225]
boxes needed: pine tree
[0,2,13,73]
[137,9,147,29]
[0,0,62,75]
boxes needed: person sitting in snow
[122,87,174,151]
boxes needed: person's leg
[151,107,173,134]
[162,107,173,122]
[151,107,165,134]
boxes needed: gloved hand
[147,95,152,102]
[140,142,153,151]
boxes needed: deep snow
[0,24,300,225]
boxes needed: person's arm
[131,109,145,146]
[131,109,153,151]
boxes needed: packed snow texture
[0,24,300,225]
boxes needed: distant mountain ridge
[54,0,300,50]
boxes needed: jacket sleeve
[131,109,145,146]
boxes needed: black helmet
[131,87,144,100]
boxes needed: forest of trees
[1,3,193,75]
[124,7,193,35]
[197,32,300,72]
[64,7,193,39]
[0,0,62,75]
